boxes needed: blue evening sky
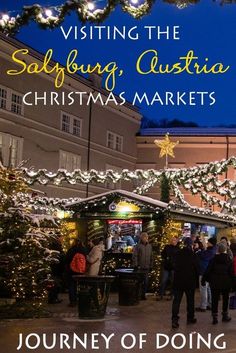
[1,1,236,126]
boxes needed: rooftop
[66,189,236,227]
[139,128,236,137]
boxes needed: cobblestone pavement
[0,292,236,353]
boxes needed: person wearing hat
[202,242,234,324]
[171,237,200,329]
[196,237,217,312]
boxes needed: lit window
[9,136,18,167]
[59,150,81,172]
[0,132,23,167]
[61,112,82,137]
[107,131,123,152]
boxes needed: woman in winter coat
[87,238,105,276]
[202,242,234,325]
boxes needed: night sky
[1,0,236,126]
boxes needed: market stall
[66,189,236,291]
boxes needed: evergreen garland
[0,0,235,35]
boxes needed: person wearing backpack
[65,240,88,307]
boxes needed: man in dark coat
[171,237,200,329]
[202,242,234,324]
[65,240,88,306]
[158,236,179,300]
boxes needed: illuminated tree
[0,163,58,302]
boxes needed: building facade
[0,34,142,198]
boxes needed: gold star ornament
[154,133,179,158]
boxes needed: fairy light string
[17,156,236,214]
[0,0,235,35]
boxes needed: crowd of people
[158,234,236,328]
[47,231,236,329]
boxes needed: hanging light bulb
[176,0,188,9]
[87,2,95,11]
[131,0,139,4]
[2,14,10,21]
[45,9,53,17]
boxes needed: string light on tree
[2,14,10,21]
[163,0,200,8]
[176,0,189,9]
[0,163,59,304]
[45,9,53,17]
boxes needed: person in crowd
[230,239,236,287]
[112,231,122,244]
[202,242,234,324]
[190,233,197,243]
[193,235,206,253]
[106,232,113,250]
[122,235,135,246]
[87,238,105,276]
[132,232,153,300]
[193,241,200,253]
[196,237,217,312]
[171,237,199,329]
[158,236,179,300]
[229,240,236,308]
[220,237,233,261]
[65,239,88,307]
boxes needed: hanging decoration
[164,0,200,9]
[0,0,235,35]
[21,155,236,188]
[2,156,236,220]
[22,167,158,186]
[19,155,236,215]
[154,133,179,168]
[15,192,82,212]
[0,0,153,35]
